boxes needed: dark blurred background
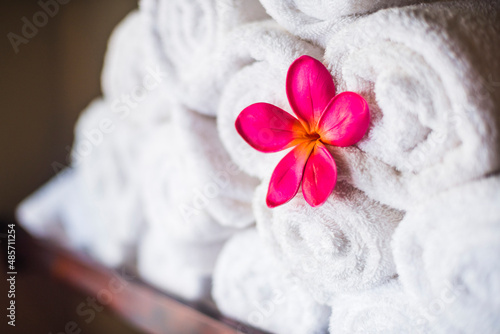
[0,0,137,221]
[0,1,142,333]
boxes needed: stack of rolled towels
[16,0,500,333]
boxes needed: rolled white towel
[140,0,269,115]
[16,169,94,250]
[392,176,500,333]
[101,11,152,100]
[137,223,224,302]
[101,10,171,128]
[139,103,257,236]
[258,0,436,47]
[253,180,403,305]
[217,21,323,179]
[322,0,500,210]
[138,121,237,243]
[118,88,173,129]
[329,280,432,334]
[71,99,144,267]
[172,105,258,228]
[213,228,330,334]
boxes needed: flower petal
[235,102,307,153]
[302,142,337,207]
[286,55,336,132]
[266,141,315,208]
[317,91,370,147]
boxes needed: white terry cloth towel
[16,169,94,250]
[322,0,500,211]
[213,228,331,334]
[253,180,403,305]
[71,99,145,267]
[217,21,323,179]
[101,10,154,101]
[258,0,436,47]
[171,105,259,229]
[137,223,224,302]
[100,10,171,128]
[392,176,500,333]
[139,0,269,116]
[329,280,433,334]
[138,121,238,243]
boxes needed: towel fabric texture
[15,0,500,333]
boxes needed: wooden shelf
[24,233,266,334]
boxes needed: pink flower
[235,55,370,208]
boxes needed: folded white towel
[72,99,144,267]
[258,0,435,47]
[254,180,403,305]
[322,0,500,210]
[329,280,432,334]
[137,223,224,302]
[217,21,322,179]
[140,0,269,115]
[392,176,500,333]
[213,228,330,334]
